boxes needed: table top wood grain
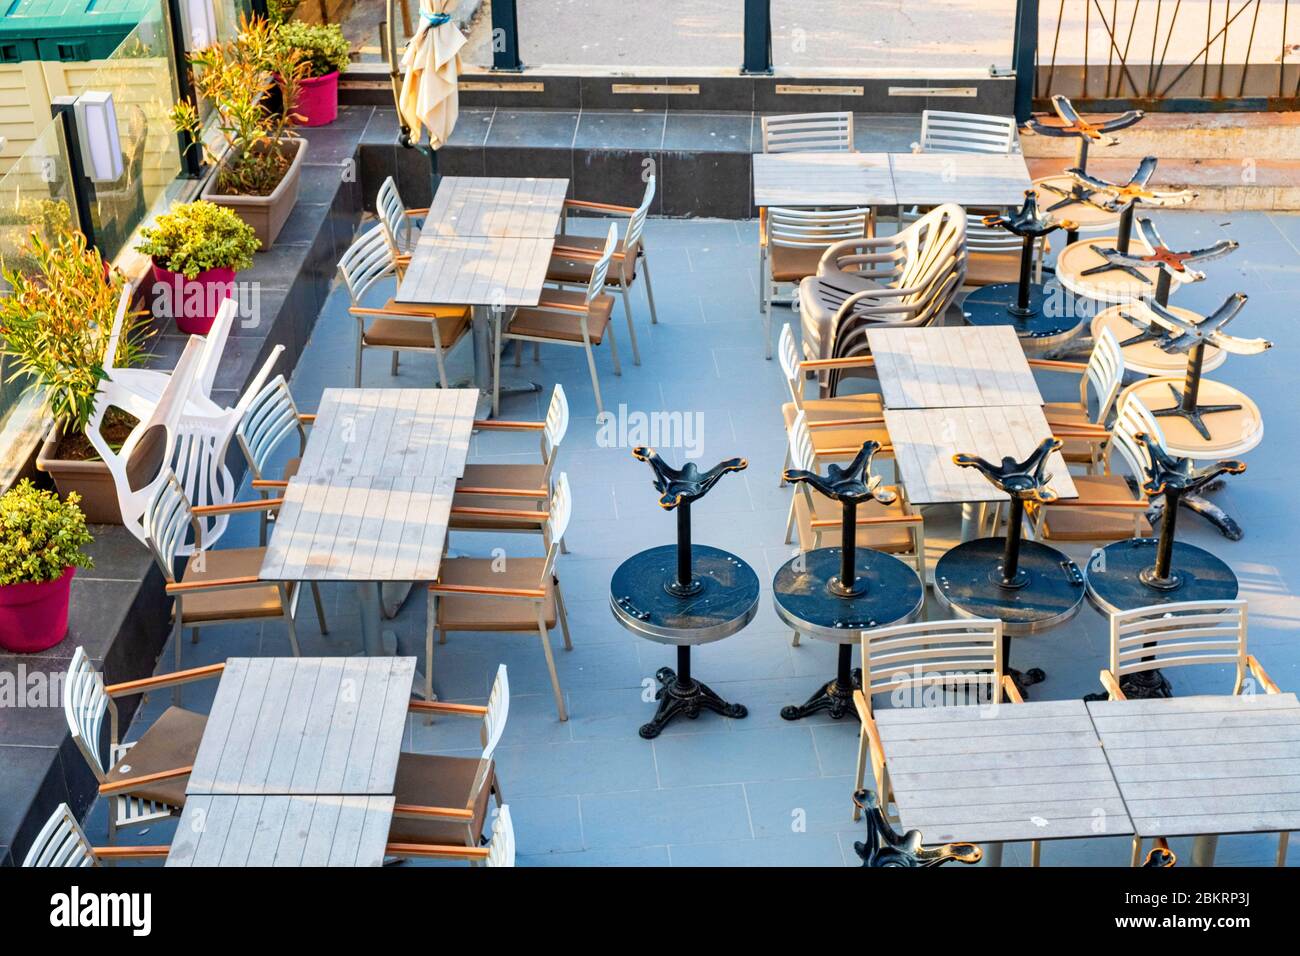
[166,794,395,867]
[297,387,477,480]
[187,657,415,796]
[888,152,1032,207]
[868,326,1041,409]
[876,699,1134,845]
[752,151,896,207]
[884,405,1078,505]
[1089,693,1300,839]
[260,475,455,582]
[396,233,558,307]
[423,176,568,239]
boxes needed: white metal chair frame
[761,111,854,153]
[495,225,621,417]
[375,174,427,255]
[23,803,170,866]
[386,803,516,867]
[1033,327,1126,473]
[62,646,223,844]
[338,225,471,388]
[916,110,1019,155]
[760,206,871,355]
[426,474,574,719]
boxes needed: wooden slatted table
[394,176,570,414]
[752,152,896,207]
[867,326,1041,409]
[876,699,1134,864]
[167,794,395,867]
[885,405,1077,506]
[1089,694,1300,866]
[297,387,478,480]
[186,657,415,796]
[423,176,567,239]
[888,152,1032,207]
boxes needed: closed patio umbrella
[396,0,465,149]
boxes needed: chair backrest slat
[376,175,412,251]
[484,805,515,867]
[761,111,854,153]
[586,225,618,303]
[1086,327,1125,424]
[237,375,305,479]
[22,803,97,867]
[1108,393,1164,481]
[768,206,870,249]
[144,472,199,580]
[624,176,656,251]
[339,226,398,305]
[919,110,1018,155]
[542,384,570,464]
[862,619,1002,702]
[778,325,806,410]
[481,664,510,762]
[1109,600,1248,681]
[64,647,110,780]
[543,473,573,578]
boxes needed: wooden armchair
[23,803,171,866]
[338,225,470,388]
[387,803,515,867]
[63,646,223,843]
[144,472,326,687]
[427,475,574,719]
[1031,327,1125,473]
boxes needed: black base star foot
[781,668,862,721]
[1007,666,1046,699]
[1085,668,1173,702]
[1151,384,1242,442]
[1148,486,1243,541]
[639,666,748,739]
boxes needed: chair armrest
[1099,668,1128,700]
[250,479,289,489]
[298,413,316,423]
[106,662,224,698]
[449,505,548,521]
[404,207,430,216]
[166,575,262,595]
[94,845,172,860]
[191,498,284,517]
[455,485,549,498]
[391,803,475,822]
[1247,655,1281,694]
[1000,674,1025,703]
[563,198,636,215]
[99,765,193,797]
[471,419,546,431]
[408,700,490,717]
[852,689,888,789]
[429,582,547,599]
[799,357,876,371]
[1027,359,1088,373]
[806,416,885,428]
[385,841,490,861]
[1042,498,1148,508]
[531,295,593,315]
[814,442,892,458]
[810,514,922,529]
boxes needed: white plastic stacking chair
[915,111,1019,154]
[86,335,204,546]
[376,174,426,255]
[761,112,854,153]
[760,207,871,356]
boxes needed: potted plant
[272,21,351,127]
[136,200,260,334]
[172,15,310,247]
[0,230,152,524]
[0,480,93,652]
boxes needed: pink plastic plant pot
[0,567,75,653]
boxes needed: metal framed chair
[63,646,223,843]
[548,175,658,365]
[761,111,854,153]
[386,803,516,867]
[144,472,326,685]
[798,204,967,391]
[391,664,509,851]
[375,174,427,256]
[426,474,573,719]
[760,206,871,355]
[450,384,569,546]
[1095,600,1288,866]
[338,225,471,388]
[23,803,169,866]
[495,225,621,417]
[234,374,313,540]
[1032,327,1126,473]
[916,110,1019,155]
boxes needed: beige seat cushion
[793,492,915,554]
[457,463,549,496]
[450,493,547,531]
[508,289,614,344]
[388,753,493,847]
[964,250,1022,287]
[1039,474,1151,542]
[363,310,470,350]
[550,233,637,283]
[106,706,206,806]
[434,557,557,632]
[178,547,284,624]
[770,243,828,283]
[1043,402,1102,462]
[782,401,891,457]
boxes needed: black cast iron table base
[772,547,924,721]
[961,280,1084,349]
[641,649,748,739]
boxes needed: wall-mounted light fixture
[72,91,124,184]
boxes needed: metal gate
[1036,0,1300,110]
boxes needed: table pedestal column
[641,645,747,739]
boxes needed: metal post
[839,499,857,590]
[742,0,773,76]
[676,502,693,591]
[1001,498,1026,585]
[50,99,98,254]
[165,0,204,179]
[491,0,523,72]
[1012,0,1040,123]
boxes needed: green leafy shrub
[135,200,260,278]
[274,21,351,78]
[0,480,94,585]
[0,229,149,436]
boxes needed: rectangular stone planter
[201,136,307,248]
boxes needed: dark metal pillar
[742,0,772,75]
[1012,0,1040,123]
[491,0,524,72]
[50,98,98,254]
[249,0,269,20]
[165,0,205,179]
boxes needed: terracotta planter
[294,71,339,127]
[150,260,237,335]
[200,136,307,248]
[35,427,122,524]
[0,567,76,653]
